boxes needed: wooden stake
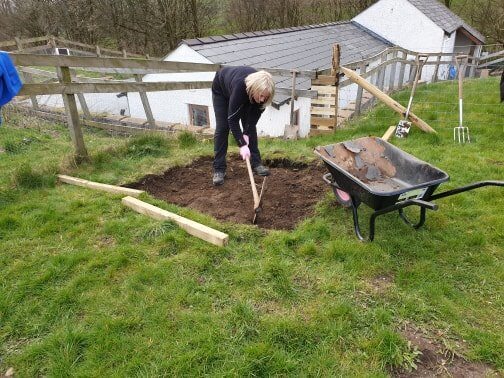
[332,44,340,129]
[122,196,229,247]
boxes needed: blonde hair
[245,70,275,107]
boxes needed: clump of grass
[12,163,56,189]
[177,131,198,148]
[91,147,115,166]
[3,137,38,154]
[3,139,23,153]
[372,329,422,372]
[123,134,169,158]
[143,220,178,239]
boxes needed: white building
[353,0,485,80]
[128,21,393,138]
[38,0,484,138]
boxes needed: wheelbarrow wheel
[332,186,353,208]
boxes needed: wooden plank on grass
[122,196,229,247]
[58,175,144,197]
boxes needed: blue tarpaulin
[0,51,22,107]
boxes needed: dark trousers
[212,93,261,172]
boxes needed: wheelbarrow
[314,137,504,241]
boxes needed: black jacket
[212,66,265,147]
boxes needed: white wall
[128,44,310,138]
[36,92,130,116]
[353,0,457,84]
[353,0,446,53]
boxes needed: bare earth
[125,155,329,230]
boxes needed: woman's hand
[240,134,250,160]
[239,145,251,160]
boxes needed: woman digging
[211,66,275,186]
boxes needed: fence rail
[6,37,503,155]
[1,35,148,59]
[9,50,319,158]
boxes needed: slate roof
[407,0,485,43]
[183,21,391,70]
[181,21,393,104]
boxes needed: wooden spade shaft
[245,157,260,210]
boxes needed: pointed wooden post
[331,44,340,129]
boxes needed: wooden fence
[6,36,503,154]
[0,35,148,59]
[309,45,503,133]
[10,52,317,159]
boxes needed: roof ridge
[181,20,352,47]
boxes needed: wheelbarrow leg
[398,207,427,229]
[349,197,377,242]
[350,199,438,242]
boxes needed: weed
[372,329,422,371]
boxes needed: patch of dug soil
[126,155,330,230]
[393,323,496,377]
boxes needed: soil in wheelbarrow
[125,155,329,230]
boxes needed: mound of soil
[126,155,330,230]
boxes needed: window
[188,104,209,126]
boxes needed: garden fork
[453,55,470,143]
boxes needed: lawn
[0,77,503,376]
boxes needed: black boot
[212,171,226,186]
[253,165,270,176]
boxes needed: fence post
[398,51,406,90]
[469,55,476,78]
[134,74,156,128]
[377,52,386,91]
[354,63,366,116]
[73,75,92,119]
[15,37,40,110]
[388,50,398,92]
[408,55,418,85]
[57,66,88,160]
[331,44,340,129]
[289,70,297,130]
[432,55,441,82]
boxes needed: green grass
[0,77,503,376]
